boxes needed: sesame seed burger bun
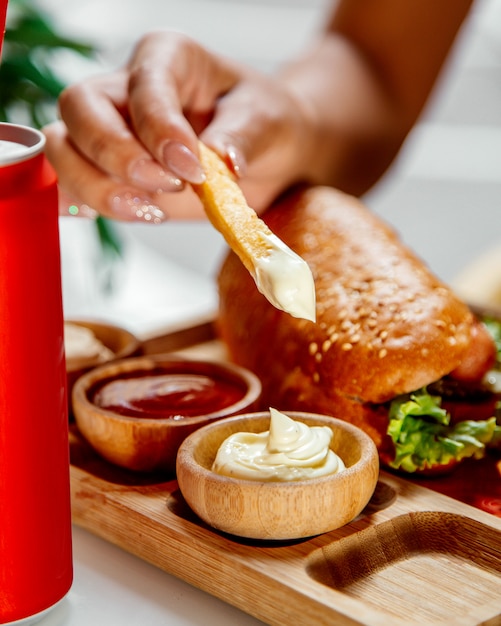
[216,186,494,450]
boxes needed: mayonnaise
[212,408,345,481]
[64,322,114,365]
[253,232,316,323]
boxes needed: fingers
[44,121,166,223]
[56,31,244,204]
[49,29,311,223]
[44,121,207,222]
[200,73,313,210]
[125,31,241,181]
[58,70,184,195]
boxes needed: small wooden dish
[65,319,141,401]
[72,355,262,474]
[176,411,379,540]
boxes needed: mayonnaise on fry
[253,232,316,323]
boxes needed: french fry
[193,142,274,277]
[192,142,316,322]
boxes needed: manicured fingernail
[227,145,246,177]
[162,141,205,184]
[129,158,183,192]
[110,192,167,224]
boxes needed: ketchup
[90,368,246,419]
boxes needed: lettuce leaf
[483,317,501,367]
[387,388,501,472]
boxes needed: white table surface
[35,526,264,626]
[21,0,501,624]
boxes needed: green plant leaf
[5,13,95,56]
[2,0,123,267]
[95,216,123,258]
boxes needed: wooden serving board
[70,325,501,626]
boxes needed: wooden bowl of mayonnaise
[176,409,379,540]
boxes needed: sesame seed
[351,334,361,343]
[309,342,318,355]
[378,348,388,358]
[341,343,353,351]
[322,339,332,352]
[313,372,320,383]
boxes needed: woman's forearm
[279,0,474,196]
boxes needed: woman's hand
[43,31,315,222]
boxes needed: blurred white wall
[366,0,501,287]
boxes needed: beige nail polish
[227,145,247,177]
[129,158,183,193]
[162,141,206,184]
[111,192,167,224]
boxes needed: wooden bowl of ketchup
[65,319,141,416]
[72,355,262,474]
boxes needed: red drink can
[0,123,73,624]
